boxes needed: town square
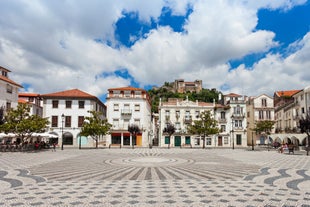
[0,148,309,206]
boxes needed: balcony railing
[232,113,245,118]
[121,109,132,115]
[184,116,192,124]
[218,118,227,123]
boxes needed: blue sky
[0,0,310,102]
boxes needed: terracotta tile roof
[108,86,146,92]
[41,89,96,99]
[224,93,241,97]
[18,99,28,104]
[19,93,40,97]
[275,90,301,97]
[0,75,23,88]
[0,66,11,72]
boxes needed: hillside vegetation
[148,82,221,113]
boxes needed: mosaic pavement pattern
[0,148,309,206]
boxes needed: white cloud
[0,0,309,100]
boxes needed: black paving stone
[127,200,139,204]
[10,203,25,206]
[70,201,84,206]
[30,202,44,206]
[165,200,176,204]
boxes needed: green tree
[163,122,176,149]
[298,113,310,156]
[187,110,219,149]
[253,120,275,151]
[80,110,112,149]
[128,124,141,149]
[0,106,5,125]
[0,103,49,143]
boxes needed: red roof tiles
[41,89,96,98]
[275,90,301,97]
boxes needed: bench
[181,144,192,148]
[109,144,121,149]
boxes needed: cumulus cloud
[0,0,309,100]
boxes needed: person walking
[52,142,57,152]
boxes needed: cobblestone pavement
[0,148,309,207]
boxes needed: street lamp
[61,113,65,150]
[231,119,234,150]
[251,130,254,151]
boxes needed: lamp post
[251,130,254,151]
[231,119,234,150]
[61,113,64,150]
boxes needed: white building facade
[18,93,43,117]
[221,93,248,148]
[41,89,106,148]
[0,66,22,111]
[158,98,214,148]
[247,94,275,145]
[105,87,152,147]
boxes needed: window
[114,104,119,111]
[134,119,140,126]
[65,116,71,127]
[220,125,226,132]
[29,97,34,102]
[113,119,119,128]
[206,138,212,145]
[66,100,72,108]
[266,111,271,119]
[52,100,59,108]
[195,111,200,118]
[224,137,228,144]
[52,116,58,127]
[124,91,131,97]
[6,102,11,111]
[302,107,305,114]
[124,119,130,129]
[234,120,242,127]
[78,116,84,127]
[79,101,85,109]
[259,111,264,119]
[134,104,140,111]
[261,98,267,107]
[236,134,242,145]
[220,111,225,119]
[6,84,13,93]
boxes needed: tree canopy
[187,110,219,148]
[128,124,141,148]
[163,122,176,148]
[0,103,49,143]
[148,86,220,113]
[253,120,275,135]
[80,110,112,148]
[298,113,310,155]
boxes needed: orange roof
[19,93,40,97]
[18,99,28,104]
[224,93,241,97]
[0,75,23,88]
[108,86,146,92]
[275,90,301,97]
[41,89,96,99]
[0,66,11,72]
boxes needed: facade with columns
[158,94,248,148]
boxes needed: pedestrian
[53,142,57,152]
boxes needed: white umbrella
[0,132,16,138]
[32,132,58,138]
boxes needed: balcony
[218,118,227,123]
[231,113,245,118]
[121,109,132,116]
[184,116,192,124]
